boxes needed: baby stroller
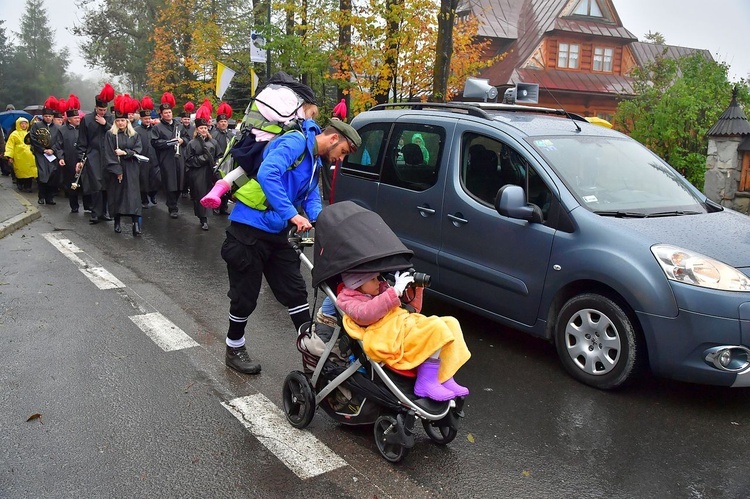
[283,201,467,463]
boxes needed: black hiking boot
[225,346,261,374]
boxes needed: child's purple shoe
[414,359,455,401]
[442,377,469,397]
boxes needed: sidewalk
[0,175,41,239]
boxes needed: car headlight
[651,244,750,291]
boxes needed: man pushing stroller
[220,115,361,374]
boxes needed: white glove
[393,271,414,297]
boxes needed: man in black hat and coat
[57,100,84,212]
[151,92,185,218]
[29,97,63,205]
[135,97,158,208]
[151,92,184,218]
[77,83,115,223]
[211,102,232,215]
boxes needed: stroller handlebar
[287,226,315,253]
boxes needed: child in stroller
[337,270,470,401]
[283,201,470,463]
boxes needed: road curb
[0,189,41,239]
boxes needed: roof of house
[629,42,713,67]
[707,89,750,137]
[513,68,635,95]
[467,0,708,98]
[470,0,636,89]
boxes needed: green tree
[73,0,160,93]
[8,0,69,105]
[0,21,16,109]
[615,51,749,188]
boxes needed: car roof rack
[368,101,587,122]
[369,102,493,119]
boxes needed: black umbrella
[23,104,44,114]
[0,110,33,136]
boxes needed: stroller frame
[283,231,466,463]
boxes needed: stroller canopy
[312,201,413,287]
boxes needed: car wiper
[644,210,703,217]
[594,210,648,218]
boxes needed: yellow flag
[250,69,259,97]
[216,62,236,99]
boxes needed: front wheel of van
[555,293,641,390]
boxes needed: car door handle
[447,213,468,226]
[417,204,436,217]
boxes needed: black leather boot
[225,346,261,374]
[114,216,121,233]
[132,216,142,236]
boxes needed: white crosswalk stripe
[222,394,347,480]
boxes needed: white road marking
[79,266,126,289]
[42,233,125,289]
[129,312,199,352]
[42,236,345,479]
[222,394,347,480]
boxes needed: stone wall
[704,137,750,214]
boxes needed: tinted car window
[462,132,553,219]
[340,123,391,180]
[529,135,706,214]
[381,124,444,191]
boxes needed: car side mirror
[495,184,543,223]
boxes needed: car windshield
[527,135,706,216]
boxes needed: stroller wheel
[282,371,316,429]
[373,415,411,463]
[422,419,458,445]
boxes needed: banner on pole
[216,62,236,99]
[250,31,267,63]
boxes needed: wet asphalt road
[1,185,749,498]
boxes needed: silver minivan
[331,102,750,389]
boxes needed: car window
[528,135,705,214]
[342,123,389,176]
[461,133,553,219]
[381,124,444,191]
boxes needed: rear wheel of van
[555,293,641,390]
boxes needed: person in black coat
[135,97,159,208]
[29,98,63,205]
[185,111,219,230]
[105,96,144,236]
[57,105,84,212]
[150,92,184,219]
[77,84,115,223]
[211,103,233,216]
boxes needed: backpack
[225,125,306,182]
[231,129,308,211]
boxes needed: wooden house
[460,0,712,121]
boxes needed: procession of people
[2,84,240,236]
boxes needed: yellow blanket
[343,308,471,383]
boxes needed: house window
[558,43,579,69]
[593,47,613,72]
[573,0,603,17]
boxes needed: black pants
[17,178,33,191]
[89,190,109,219]
[38,169,60,200]
[221,224,309,341]
[165,190,179,213]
